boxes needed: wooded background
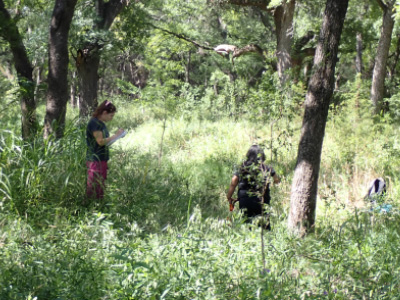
[1,0,400,232]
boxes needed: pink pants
[86,161,108,199]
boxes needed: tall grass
[1,96,400,299]
[1,207,400,299]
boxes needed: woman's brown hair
[92,100,117,118]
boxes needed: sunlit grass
[1,97,400,298]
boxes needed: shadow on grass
[100,149,296,233]
[99,151,234,231]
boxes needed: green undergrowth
[1,98,400,299]
[1,207,400,299]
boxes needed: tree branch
[0,0,33,79]
[376,0,387,10]
[210,0,271,12]
[232,43,264,58]
[150,24,266,62]
[292,31,315,53]
[148,23,215,50]
[97,0,129,30]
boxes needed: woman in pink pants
[85,100,125,202]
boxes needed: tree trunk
[185,51,191,83]
[389,33,400,82]
[356,32,363,75]
[70,71,77,108]
[44,0,78,139]
[273,0,296,86]
[0,0,38,140]
[34,66,42,104]
[370,0,395,114]
[224,0,295,85]
[288,0,349,236]
[77,51,101,118]
[77,0,128,119]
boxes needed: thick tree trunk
[77,0,128,119]
[370,0,395,114]
[44,0,78,139]
[0,0,37,140]
[77,51,101,118]
[222,0,296,85]
[288,0,349,236]
[274,0,295,86]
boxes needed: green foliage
[1,93,400,298]
[2,203,400,298]
[267,0,284,9]
[116,79,141,97]
[3,0,400,298]
[386,90,400,124]
[0,123,87,215]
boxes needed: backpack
[365,177,386,203]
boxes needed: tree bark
[356,32,363,75]
[223,0,295,86]
[0,0,38,140]
[288,0,349,236]
[185,51,191,83]
[70,71,78,108]
[34,66,42,104]
[44,0,78,139]
[77,0,128,119]
[370,0,395,114]
[389,33,400,82]
[273,0,295,86]
[77,51,101,118]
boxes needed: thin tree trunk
[288,0,349,237]
[356,32,363,75]
[70,71,77,108]
[370,0,395,114]
[121,60,125,81]
[34,66,42,104]
[158,116,167,166]
[0,0,38,140]
[44,0,78,139]
[355,33,363,110]
[185,51,191,83]
[99,75,104,99]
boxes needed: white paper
[106,130,126,146]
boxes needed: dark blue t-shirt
[86,118,110,162]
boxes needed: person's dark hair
[239,145,266,190]
[92,100,117,118]
[243,145,265,166]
